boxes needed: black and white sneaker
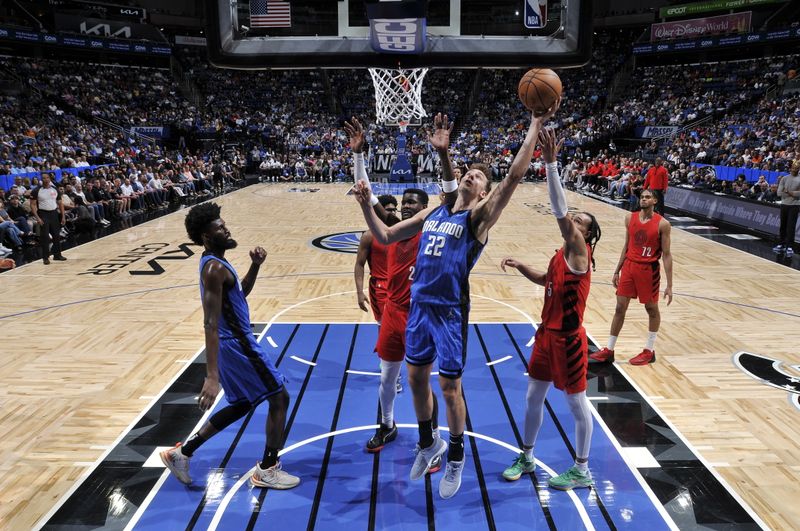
[366,422,397,453]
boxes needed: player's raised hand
[500,257,521,272]
[250,246,267,265]
[352,180,372,207]
[533,97,561,122]
[428,112,454,152]
[344,117,365,153]
[538,127,564,163]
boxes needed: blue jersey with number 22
[410,205,485,306]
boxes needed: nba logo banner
[524,0,547,29]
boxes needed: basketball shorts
[528,326,588,394]
[405,302,468,379]
[218,337,286,407]
[617,260,660,304]
[375,301,408,362]
[369,277,388,323]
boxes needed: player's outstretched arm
[428,113,458,205]
[345,116,371,188]
[472,100,560,239]
[500,257,546,286]
[345,117,399,225]
[353,181,430,244]
[540,127,588,273]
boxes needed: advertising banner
[635,126,680,138]
[633,26,800,53]
[0,26,170,55]
[651,12,751,42]
[659,0,785,19]
[130,126,169,138]
[665,186,799,239]
[55,13,164,41]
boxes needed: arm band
[442,179,458,193]
[353,152,372,190]
[370,194,379,206]
[546,162,568,219]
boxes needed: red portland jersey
[540,246,592,332]
[625,212,662,263]
[367,236,389,281]
[386,233,420,309]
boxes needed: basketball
[517,69,562,113]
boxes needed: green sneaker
[548,465,594,490]
[502,453,536,481]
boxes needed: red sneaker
[629,349,656,365]
[589,347,615,363]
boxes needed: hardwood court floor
[1,183,798,530]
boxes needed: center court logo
[312,231,364,254]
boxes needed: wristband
[442,179,458,193]
[370,194,379,206]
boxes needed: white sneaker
[159,444,192,484]
[410,437,447,481]
[439,459,465,499]
[250,461,300,489]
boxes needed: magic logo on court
[312,231,364,254]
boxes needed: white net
[368,67,429,126]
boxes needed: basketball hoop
[369,67,429,127]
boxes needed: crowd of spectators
[3,35,800,264]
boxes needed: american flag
[250,0,291,28]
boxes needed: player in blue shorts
[352,104,559,499]
[159,202,299,490]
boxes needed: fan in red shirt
[590,189,674,365]
[643,157,669,215]
[500,128,602,491]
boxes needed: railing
[94,116,156,145]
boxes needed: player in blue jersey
[159,202,300,490]
[353,104,559,499]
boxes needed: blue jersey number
[423,235,445,257]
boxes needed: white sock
[607,335,618,350]
[646,331,657,351]
[379,360,402,426]
[575,460,589,473]
[523,378,551,449]
[565,391,593,469]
